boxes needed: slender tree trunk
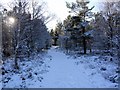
[14,49,19,69]
[83,10,87,54]
[83,38,86,54]
[82,26,87,54]
[14,18,20,69]
[108,17,113,57]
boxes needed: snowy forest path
[41,46,114,88]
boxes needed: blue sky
[0,0,101,30]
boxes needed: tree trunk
[54,38,58,46]
[83,37,86,54]
[14,49,19,69]
[82,26,87,54]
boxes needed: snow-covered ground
[2,46,118,88]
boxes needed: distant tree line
[50,0,120,56]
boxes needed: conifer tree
[66,0,94,54]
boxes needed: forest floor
[2,46,118,88]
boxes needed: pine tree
[65,0,94,54]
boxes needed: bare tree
[31,0,55,23]
[101,1,120,56]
